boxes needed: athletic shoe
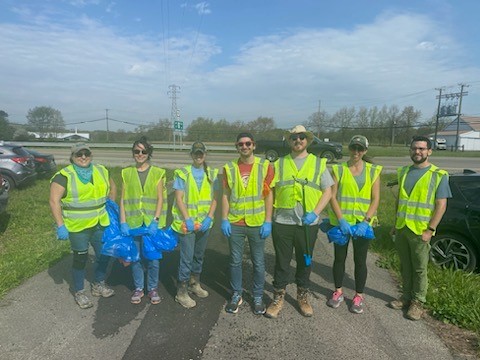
[148,289,161,305]
[350,294,365,314]
[131,289,144,304]
[91,282,115,298]
[75,290,93,309]
[253,296,266,315]
[327,291,344,308]
[225,293,243,314]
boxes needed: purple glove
[339,218,352,235]
[56,225,69,240]
[354,221,369,238]
[221,220,231,237]
[121,223,130,236]
[302,211,318,225]
[148,219,159,236]
[185,218,195,232]
[200,216,212,232]
[260,222,272,239]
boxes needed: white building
[28,129,90,141]
[436,116,480,151]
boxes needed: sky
[1,0,480,132]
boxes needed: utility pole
[168,84,181,149]
[105,108,110,142]
[434,88,443,147]
[455,83,469,151]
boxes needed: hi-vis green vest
[328,162,382,226]
[274,154,326,211]
[225,157,269,226]
[395,164,448,235]
[57,164,110,232]
[122,166,167,228]
[171,165,218,233]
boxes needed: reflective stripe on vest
[122,166,167,228]
[171,165,218,232]
[395,164,447,235]
[225,157,268,226]
[274,154,326,211]
[328,162,382,225]
[58,164,110,232]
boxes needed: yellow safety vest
[274,154,326,211]
[395,165,448,235]
[122,166,167,228]
[328,162,382,225]
[225,157,269,226]
[56,164,110,232]
[171,165,218,233]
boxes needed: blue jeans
[228,224,266,298]
[69,224,110,292]
[131,236,160,292]
[177,229,210,282]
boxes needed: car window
[12,147,30,157]
[456,180,480,203]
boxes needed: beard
[411,154,428,164]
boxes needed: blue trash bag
[350,224,375,240]
[326,226,349,246]
[101,234,140,264]
[147,226,178,252]
[142,235,163,260]
[103,198,122,241]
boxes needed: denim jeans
[69,224,110,292]
[131,236,160,292]
[177,229,210,282]
[228,224,266,298]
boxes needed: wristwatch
[154,216,160,222]
[427,226,436,232]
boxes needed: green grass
[0,168,479,344]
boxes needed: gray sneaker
[350,294,365,314]
[75,290,93,309]
[91,282,115,298]
[327,291,344,308]
[225,293,243,314]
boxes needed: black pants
[332,237,370,293]
[272,222,318,289]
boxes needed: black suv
[429,170,480,272]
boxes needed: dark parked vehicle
[0,141,37,191]
[0,173,8,213]
[25,148,57,178]
[255,135,343,163]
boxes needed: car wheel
[320,151,335,163]
[430,234,477,272]
[265,150,279,162]
[2,174,15,192]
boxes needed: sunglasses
[236,141,253,147]
[133,149,149,155]
[349,145,365,152]
[75,150,91,158]
[290,133,307,141]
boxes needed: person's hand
[185,218,195,232]
[120,222,130,236]
[260,222,272,239]
[148,219,158,236]
[200,216,212,232]
[339,218,352,235]
[221,220,231,237]
[302,211,318,225]
[56,225,69,240]
[354,222,369,238]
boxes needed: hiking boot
[189,274,209,298]
[327,290,344,309]
[297,287,313,317]
[175,281,196,308]
[75,290,93,309]
[389,298,410,310]
[148,289,161,305]
[91,281,115,298]
[265,289,285,319]
[225,292,243,314]
[253,296,266,315]
[350,294,365,314]
[406,300,424,321]
[131,289,144,304]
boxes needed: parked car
[24,148,57,178]
[435,138,447,150]
[0,173,8,213]
[255,135,343,163]
[0,141,37,191]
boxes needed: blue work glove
[56,224,69,240]
[302,211,318,225]
[200,216,213,232]
[148,219,159,236]
[339,218,352,235]
[185,218,195,232]
[221,219,231,237]
[354,221,369,238]
[120,222,130,236]
[260,222,272,239]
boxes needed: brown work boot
[265,289,285,318]
[175,281,196,309]
[189,274,209,298]
[388,298,410,310]
[297,287,313,317]
[406,300,424,321]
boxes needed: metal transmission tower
[168,84,182,149]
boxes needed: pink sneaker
[350,294,365,314]
[327,291,344,308]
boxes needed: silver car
[0,141,37,191]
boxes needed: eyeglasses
[236,141,253,147]
[349,145,365,152]
[290,133,307,141]
[133,149,148,155]
[410,147,428,152]
[75,150,91,158]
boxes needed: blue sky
[1,0,480,132]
